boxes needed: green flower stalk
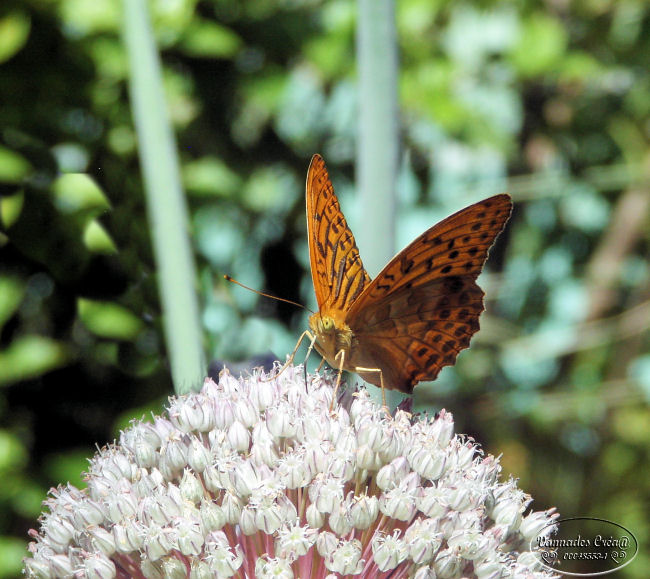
[24,365,558,578]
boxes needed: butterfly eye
[321,317,334,332]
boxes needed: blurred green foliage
[0,0,649,577]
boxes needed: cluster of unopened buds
[24,364,558,578]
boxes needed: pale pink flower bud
[349,494,379,530]
[227,419,250,452]
[49,553,75,576]
[82,551,116,579]
[275,523,317,558]
[112,520,145,553]
[84,526,116,556]
[143,524,175,561]
[199,499,225,533]
[305,503,325,528]
[433,547,463,578]
[187,437,211,473]
[174,518,204,556]
[160,556,186,579]
[254,555,293,579]
[180,469,204,503]
[372,530,409,571]
[328,503,352,535]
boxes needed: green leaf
[241,73,286,112]
[0,536,28,579]
[83,219,118,254]
[57,0,120,36]
[401,60,470,132]
[241,165,298,214]
[150,0,197,46]
[0,277,24,330]
[558,51,602,82]
[0,10,31,63]
[0,146,32,183]
[183,157,243,197]
[509,13,567,77]
[77,298,144,340]
[0,191,24,228]
[52,173,111,217]
[612,408,650,446]
[303,0,354,77]
[304,34,354,79]
[180,19,242,58]
[0,430,27,473]
[88,36,128,80]
[0,336,70,386]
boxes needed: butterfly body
[305,154,512,396]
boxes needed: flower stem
[121,0,205,394]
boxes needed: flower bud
[372,530,408,571]
[433,547,463,578]
[112,520,145,553]
[180,469,204,504]
[227,420,250,452]
[199,499,225,533]
[349,494,378,530]
[86,526,116,556]
[82,551,116,579]
[306,503,325,528]
[161,556,186,579]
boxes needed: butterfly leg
[301,331,319,385]
[263,330,315,382]
[329,349,347,411]
[354,366,390,416]
[302,331,319,368]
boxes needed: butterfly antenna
[223,275,314,313]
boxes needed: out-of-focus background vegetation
[1,0,649,576]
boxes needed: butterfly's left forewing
[306,154,371,317]
[346,194,512,393]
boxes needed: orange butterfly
[298,154,512,404]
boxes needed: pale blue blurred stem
[357,0,402,408]
[122,0,205,394]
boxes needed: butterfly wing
[346,194,512,393]
[306,154,371,318]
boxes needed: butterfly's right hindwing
[349,277,485,393]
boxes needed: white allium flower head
[24,363,558,578]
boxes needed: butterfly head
[308,313,336,341]
[308,312,353,367]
